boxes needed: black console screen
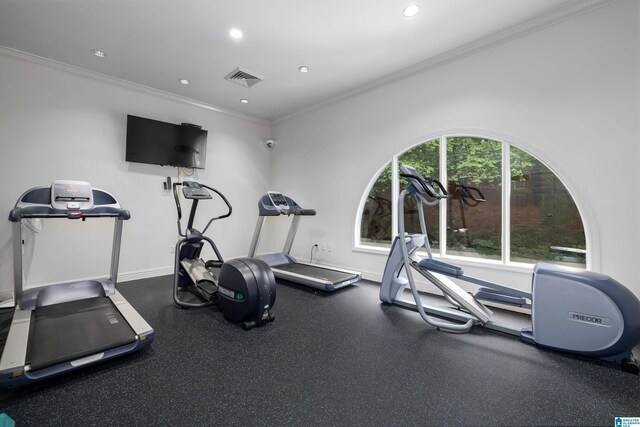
[268,192,288,207]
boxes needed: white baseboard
[0,291,14,305]
[19,266,174,289]
[118,266,173,283]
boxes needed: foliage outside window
[447,137,502,260]
[398,139,440,252]
[510,147,586,265]
[358,136,586,267]
[360,163,392,248]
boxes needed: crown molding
[0,0,618,128]
[270,0,618,125]
[0,45,270,126]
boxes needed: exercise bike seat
[418,259,464,277]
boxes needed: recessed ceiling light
[90,49,107,58]
[298,66,309,73]
[179,79,190,85]
[240,99,249,104]
[230,28,243,39]
[403,5,419,17]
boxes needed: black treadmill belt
[273,263,358,283]
[27,296,136,372]
[0,307,14,355]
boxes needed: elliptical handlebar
[448,182,487,207]
[200,184,232,235]
[172,181,233,237]
[428,178,447,199]
[460,185,485,206]
[399,172,448,199]
[173,182,183,221]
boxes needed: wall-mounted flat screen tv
[126,115,207,169]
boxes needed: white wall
[270,0,640,294]
[0,1,637,300]
[0,53,270,296]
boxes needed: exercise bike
[173,180,276,330]
[380,164,640,372]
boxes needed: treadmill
[0,180,154,389]
[248,191,361,292]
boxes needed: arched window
[357,135,586,267]
[360,162,392,248]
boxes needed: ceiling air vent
[224,67,263,88]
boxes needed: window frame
[354,133,590,271]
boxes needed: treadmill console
[182,181,212,199]
[267,191,289,213]
[51,180,94,211]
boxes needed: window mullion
[391,155,399,240]
[439,135,447,258]
[502,143,511,264]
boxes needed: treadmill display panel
[51,181,94,211]
[268,192,289,209]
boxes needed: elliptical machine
[380,164,640,372]
[173,180,276,330]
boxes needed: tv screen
[125,115,207,169]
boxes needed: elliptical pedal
[196,280,218,299]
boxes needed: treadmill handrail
[10,181,129,309]
[9,206,130,222]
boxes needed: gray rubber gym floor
[1,276,639,426]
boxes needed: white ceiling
[0,0,596,122]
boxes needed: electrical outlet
[320,243,326,251]
[170,245,175,254]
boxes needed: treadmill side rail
[0,308,30,372]
[271,267,330,288]
[271,263,361,292]
[109,291,154,336]
[295,261,362,278]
